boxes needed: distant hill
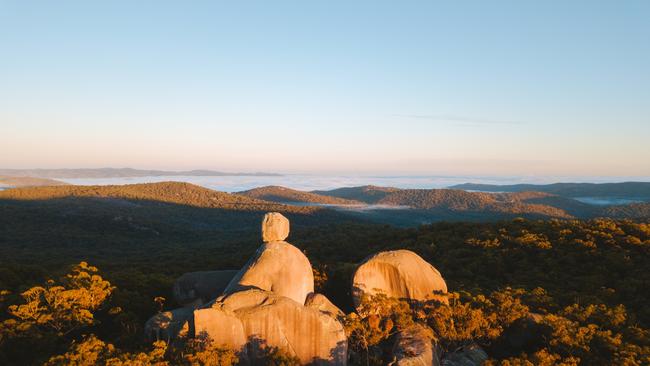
[3,182,648,230]
[0,168,281,179]
[450,182,650,200]
[307,185,613,220]
[0,176,69,188]
[597,202,650,219]
[312,185,402,203]
[237,186,362,205]
[0,181,314,213]
[374,189,577,218]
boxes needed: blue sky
[1,1,649,176]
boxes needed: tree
[5,262,114,337]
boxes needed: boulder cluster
[145,212,484,365]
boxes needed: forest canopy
[1,188,649,364]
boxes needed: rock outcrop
[441,343,487,366]
[305,293,345,319]
[352,249,447,308]
[262,212,290,242]
[173,269,239,306]
[145,213,457,366]
[224,240,314,304]
[145,212,345,365]
[391,324,439,366]
[194,289,347,365]
[144,307,192,342]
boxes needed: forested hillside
[1,191,650,364]
[451,182,650,200]
[238,186,361,205]
[313,185,402,203]
[0,182,316,213]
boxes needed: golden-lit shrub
[45,334,168,366]
[5,262,114,337]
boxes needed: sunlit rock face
[224,240,314,304]
[305,293,345,319]
[145,212,346,365]
[193,289,347,365]
[261,212,290,242]
[352,249,447,308]
[173,269,239,306]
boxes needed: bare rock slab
[352,249,447,308]
[194,289,347,365]
[173,269,239,306]
[305,292,345,319]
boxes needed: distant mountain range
[450,182,650,199]
[0,168,281,179]
[2,182,650,227]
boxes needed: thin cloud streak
[394,114,523,126]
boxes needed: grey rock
[173,270,239,306]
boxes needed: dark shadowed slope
[0,182,357,270]
[0,176,69,188]
[451,182,650,199]
[312,185,402,203]
[237,185,362,205]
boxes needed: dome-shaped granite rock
[352,249,447,308]
[193,289,347,365]
[173,269,239,306]
[224,240,314,304]
[262,212,290,242]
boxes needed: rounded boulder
[352,249,447,308]
[224,240,314,304]
[262,212,290,242]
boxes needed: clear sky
[1,1,649,177]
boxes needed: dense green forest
[1,184,649,365]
